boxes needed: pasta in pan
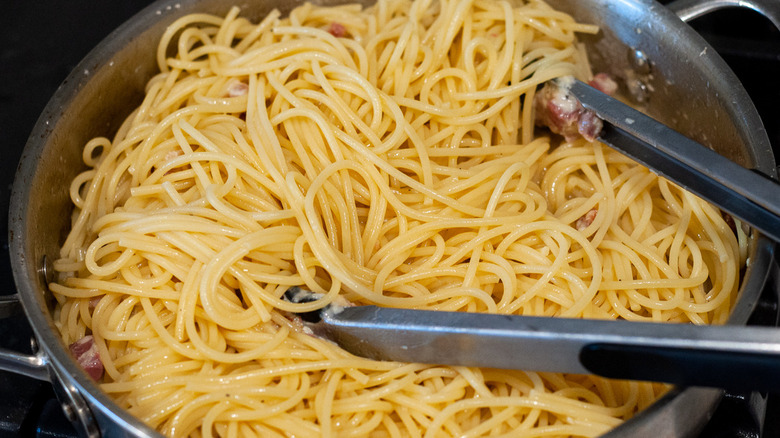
[51,0,742,436]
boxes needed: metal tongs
[565,78,780,243]
[286,289,780,392]
[284,94,780,391]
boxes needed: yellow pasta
[51,0,741,436]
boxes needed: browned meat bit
[327,22,347,38]
[227,80,248,97]
[721,211,737,235]
[534,76,603,142]
[588,73,618,96]
[576,209,598,231]
[88,296,101,310]
[69,335,104,381]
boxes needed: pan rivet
[629,49,651,75]
[61,401,78,422]
[38,256,55,287]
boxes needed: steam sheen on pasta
[51,0,742,436]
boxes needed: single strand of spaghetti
[233,8,282,53]
[57,272,176,299]
[119,262,172,288]
[100,213,241,241]
[454,55,576,102]
[308,171,364,264]
[291,236,331,296]
[432,155,523,196]
[212,6,245,58]
[204,184,265,233]
[157,13,227,72]
[198,231,301,326]
[479,253,521,310]
[529,390,633,421]
[199,380,313,421]
[180,360,400,393]
[689,191,736,263]
[292,170,376,285]
[313,62,386,144]
[377,16,418,92]
[172,258,202,341]
[614,172,657,223]
[418,68,478,112]
[129,106,201,189]
[83,237,134,277]
[485,0,515,91]
[606,227,692,284]
[223,40,352,77]
[358,176,388,260]
[271,26,360,71]
[168,124,223,195]
[302,64,408,156]
[370,221,512,271]
[138,297,205,360]
[246,77,297,185]
[331,131,495,218]
[144,152,284,203]
[379,265,495,301]
[314,370,343,438]
[171,29,217,70]
[92,295,137,379]
[184,305,288,363]
[461,405,525,438]
[463,161,529,287]
[666,207,694,281]
[69,169,97,211]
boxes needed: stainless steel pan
[5,0,779,436]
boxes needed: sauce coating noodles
[51,0,742,436]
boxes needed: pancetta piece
[327,22,347,37]
[535,74,618,142]
[588,73,618,96]
[576,209,599,231]
[534,76,603,142]
[69,335,104,381]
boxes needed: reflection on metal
[51,367,101,438]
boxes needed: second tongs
[540,76,780,243]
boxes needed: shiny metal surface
[669,0,780,29]
[313,305,780,391]
[567,79,780,242]
[0,347,49,381]
[4,0,778,436]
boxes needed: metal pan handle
[0,292,98,436]
[667,0,780,31]
[0,293,50,381]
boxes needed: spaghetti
[50,0,742,436]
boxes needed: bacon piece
[588,73,618,96]
[88,296,101,310]
[576,209,598,231]
[534,77,603,142]
[327,22,347,38]
[226,80,248,97]
[69,335,104,381]
[722,211,737,235]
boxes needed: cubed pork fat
[534,75,615,142]
[69,335,104,381]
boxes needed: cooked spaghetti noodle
[50,0,742,436]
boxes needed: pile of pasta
[51,0,743,436]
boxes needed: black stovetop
[1,1,778,437]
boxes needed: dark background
[1,1,779,436]
[0,3,157,435]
